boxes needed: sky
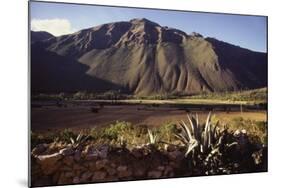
[30,1,267,52]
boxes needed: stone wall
[31,144,189,187]
[31,130,268,187]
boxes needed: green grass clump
[101,121,133,140]
[229,117,267,144]
[189,88,267,102]
[157,122,178,142]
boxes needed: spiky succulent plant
[175,112,237,162]
[69,132,89,148]
[147,129,158,145]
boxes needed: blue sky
[30,1,267,52]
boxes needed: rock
[57,173,70,185]
[36,153,62,175]
[98,149,108,159]
[133,167,146,177]
[88,162,96,171]
[59,147,74,156]
[169,161,181,169]
[191,32,203,38]
[147,170,162,178]
[74,150,82,162]
[165,145,177,152]
[106,167,117,176]
[52,171,60,184]
[73,163,86,171]
[72,176,80,184]
[163,166,174,176]
[117,165,127,172]
[95,159,108,170]
[110,162,117,168]
[131,148,143,158]
[81,171,93,182]
[96,145,109,159]
[85,151,99,160]
[74,170,83,177]
[60,165,72,171]
[99,145,110,151]
[168,150,184,161]
[157,166,165,171]
[167,145,177,152]
[92,171,107,181]
[62,156,74,166]
[64,172,75,178]
[117,165,132,178]
[32,144,48,156]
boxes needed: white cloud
[31,19,75,36]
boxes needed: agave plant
[175,112,237,159]
[147,129,158,145]
[69,132,89,148]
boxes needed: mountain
[31,31,54,43]
[31,18,267,95]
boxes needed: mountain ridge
[31,18,267,95]
[31,31,54,43]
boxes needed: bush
[100,121,132,140]
[157,122,178,142]
[227,117,267,145]
[31,131,58,148]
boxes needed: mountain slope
[31,31,54,43]
[31,44,124,93]
[31,18,267,95]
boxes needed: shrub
[157,122,178,142]
[58,129,77,143]
[228,117,267,145]
[101,121,132,140]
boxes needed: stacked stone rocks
[31,143,188,186]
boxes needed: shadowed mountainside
[31,18,267,95]
[31,31,54,43]
[31,44,125,93]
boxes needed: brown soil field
[31,104,267,132]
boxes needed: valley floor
[31,102,267,132]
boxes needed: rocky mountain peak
[129,18,160,26]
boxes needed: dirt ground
[31,104,267,132]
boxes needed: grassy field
[186,87,267,103]
[32,87,267,104]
